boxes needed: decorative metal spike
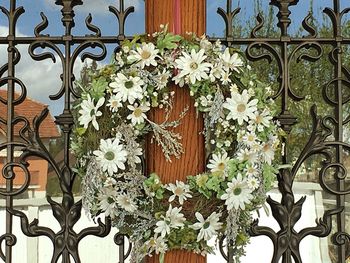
[270,0,299,36]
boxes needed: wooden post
[145,0,206,262]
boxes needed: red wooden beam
[145,0,207,262]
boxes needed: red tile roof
[0,90,60,138]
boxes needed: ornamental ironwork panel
[0,0,349,263]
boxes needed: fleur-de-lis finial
[217,0,241,43]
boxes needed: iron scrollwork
[213,0,350,262]
[0,0,134,262]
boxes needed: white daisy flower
[173,73,185,87]
[199,37,213,51]
[237,148,258,164]
[78,94,105,130]
[146,235,168,254]
[107,95,122,113]
[109,73,144,104]
[166,180,192,205]
[207,151,231,175]
[220,48,244,72]
[104,177,117,187]
[242,132,258,147]
[127,103,150,125]
[245,164,259,177]
[247,176,260,190]
[93,137,128,175]
[223,89,258,125]
[221,70,231,85]
[250,109,273,132]
[261,142,275,165]
[166,205,186,228]
[209,63,224,82]
[221,173,253,210]
[127,42,159,68]
[116,193,138,212]
[191,212,223,241]
[154,219,171,238]
[154,205,186,237]
[98,188,118,219]
[229,83,239,94]
[155,69,171,90]
[174,49,212,84]
[128,144,143,164]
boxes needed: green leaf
[76,127,86,136]
[90,77,108,99]
[198,187,212,199]
[205,176,221,192]
[157,33,183,52]
[155,188,165,200]
[122,35,141,49]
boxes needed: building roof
[0,90,60,138]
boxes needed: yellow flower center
[247,167,255,174]
[141,50,151,59]
[247,134,255,142]
[263,144,271,152]
[217,162,225,171]
[256,115,262,124]
[237,103,246,113]
[174,187,184,196]
[190,62,198,70]
[134,108,143,117]
[149,239,156,246]
[111,101,119,108]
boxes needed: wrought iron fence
[0,0,349,262]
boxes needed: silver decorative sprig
[147,106,189,162]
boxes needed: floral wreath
[72,25,280,263]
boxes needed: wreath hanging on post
[72,25,281,262]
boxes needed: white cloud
[0,26,6,36]
[0,25,25,37]
[44,0,141,15]
[0,26,85,116]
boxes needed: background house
[0,90,60,198]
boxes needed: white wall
[0,183,332,263]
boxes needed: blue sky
[0,0,349,116]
